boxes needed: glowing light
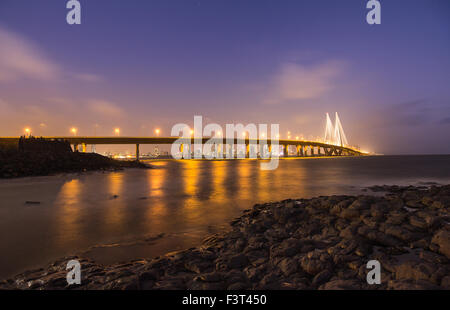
[114,128,120,136]
[190,129,194,135]
[217,131,222,137]
[155,128,160,136]
[296,136,299,140]
[24,127,31,136]
[71,127,78,136]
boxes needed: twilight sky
[0,0,449,154]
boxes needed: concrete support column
[246,144,250,158]
[136,144,140,161]
[310,145,314,156]
[73,144,78,152]
[284,145,289,157]
[296,145,302,157]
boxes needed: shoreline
[0,184,449,290]
[0,142,151,179]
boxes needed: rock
[300,250,332,275]
[312,269,332,286]
[228,254,249,269]
[270,238,302,258]
[227,282,248,290]
[394,261,437,284]
[278,257,299,276]
[185,259,213,274]
[387,279,440,290]
[340,208,360,220]
[431,230,450,259]
[320,279,361,290]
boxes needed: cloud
[0,26,102,84]
[87,99,124,117]
[0,27,60,82]
[386,99,431,127]
[264,61,344,104]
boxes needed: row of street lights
[23,127,306,140]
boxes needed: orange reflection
[55,178,82,247]
[237,160,251,199]
[183,160,200,209]
[104,172,125,230]
[147,163,167,218]
[211,160,227,201]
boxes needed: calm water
[1,155,450,279]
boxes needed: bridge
[0,113,366,160]
[0,136,364,160]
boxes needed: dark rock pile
[1,185,449,290]
[0,137,148,178]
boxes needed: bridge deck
[0,136,363,155]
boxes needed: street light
[71,127,78,136]
[114,128,120,136]
[155,128,160,136]
[24,127,31,137]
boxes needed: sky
[0,0,449,154]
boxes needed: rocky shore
[0,138,149,178]
[1,185,449,290]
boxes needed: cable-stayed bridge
[0,114,365,160]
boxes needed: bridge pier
[310,145,314,156]
[73,144,78,152]
[82,143,87,153]
[136,144,140,161]
[296,145,302,157]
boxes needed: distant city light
[114,128,120,136]
[296,136,299,140]
[190,129,194,135]
[71,127,78,136]
[24,127,31,136]
[155,128,160,136]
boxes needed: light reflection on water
[0,155,450,279]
